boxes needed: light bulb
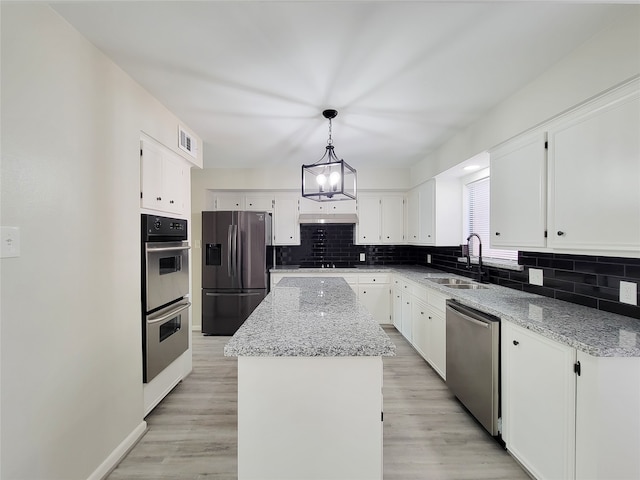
[316,174,327,186]
[329,171,340,186]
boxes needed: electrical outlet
[620,281,638,306]
[359,253,365,262]
[1,226,20,258]
[427,254,432,264]
[529,268,543,286]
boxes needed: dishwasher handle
[446,300,499,329]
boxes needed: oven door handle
[146,245,191,253]
[147,301,191,325]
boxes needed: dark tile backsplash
[276,225,640,320]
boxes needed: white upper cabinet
[406,179,460,246]
[215,192,245,210]
[244,194,274,211]
[547,80,640,256]
[273,193,300,245]
[140,138,188,216]
[299,197,356,214]
[356,193,404,244]
[490,130,547,249]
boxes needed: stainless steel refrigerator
[202,211,273,335]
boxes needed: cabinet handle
[495,232,501,236]
[557,231,565,236]
[513,340,519,346]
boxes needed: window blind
[466,177,518,261]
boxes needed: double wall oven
[141,214,190,383]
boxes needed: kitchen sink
[443,283,488,290]
[427,277,488,289]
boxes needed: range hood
[297,213,359,224]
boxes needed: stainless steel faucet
[465,233,487,283]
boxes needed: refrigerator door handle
[232,224,238,278]
[227,224,233,277]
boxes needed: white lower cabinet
[425,305,446,379]
[392,286,402,330]
[358,284,390,324]
[502,321,640,480]
[502,321,576,480]
[400,287,412,343]
[575,351,640,480]
[410,299,429,358]
[393,276,447,379]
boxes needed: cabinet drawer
[359,274,390,284]
[410,284,428,301]
[427,289,448,313]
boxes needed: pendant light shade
[302,110,356,202]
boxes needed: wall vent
[178,125,197,158]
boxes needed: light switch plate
[529,268,543,286]
[359,253,365,262]
[620,281,638,305]
[427,254,432,263]
[1,226,21,258]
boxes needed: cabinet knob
[420,311,424,315]
[373,279,376,282]
[495,232,501,236]
[513,340,519,346]
[557,231,565,236]
[363,291,366,294]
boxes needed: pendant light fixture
[302,109,356,201]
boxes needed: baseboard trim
[87,421,148,480]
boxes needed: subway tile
[537,258,574,270]
[574,284,619,302]
[575,261,625,276]
[598,300,640,320]
[554,291,599,309]
[544,278,575,293]
[626,265,640,280]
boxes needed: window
[465,176,518,261]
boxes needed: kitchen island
[224,277,395,480]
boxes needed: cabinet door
[392,286,402,330]
[162,155,186,214]
[502,322,576,480]
[325,200,356,214]
[400,289,412,342]
[140,140,165,211]
[406,188,419,244]
[381,195,404,244]
[245,194,274,211]
[273,194,300,245]
[548,84,640,254]
[410,298,429,359]
[418,180,435,244]
[216,193,245,210]
[357,195,381,244]
[490,131,546,248]
[575,352,640,480]
[358,284,390,324]
[426,308,446,379]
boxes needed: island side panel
[237,355,383,480]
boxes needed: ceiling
[51,1,628,170]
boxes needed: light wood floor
[108,326,529,479]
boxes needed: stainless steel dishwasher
[445,299,500,436]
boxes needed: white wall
[0,4,200,479]
[411,6,640,183]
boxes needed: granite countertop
[224,277,396,357]
[270,265,640,357]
